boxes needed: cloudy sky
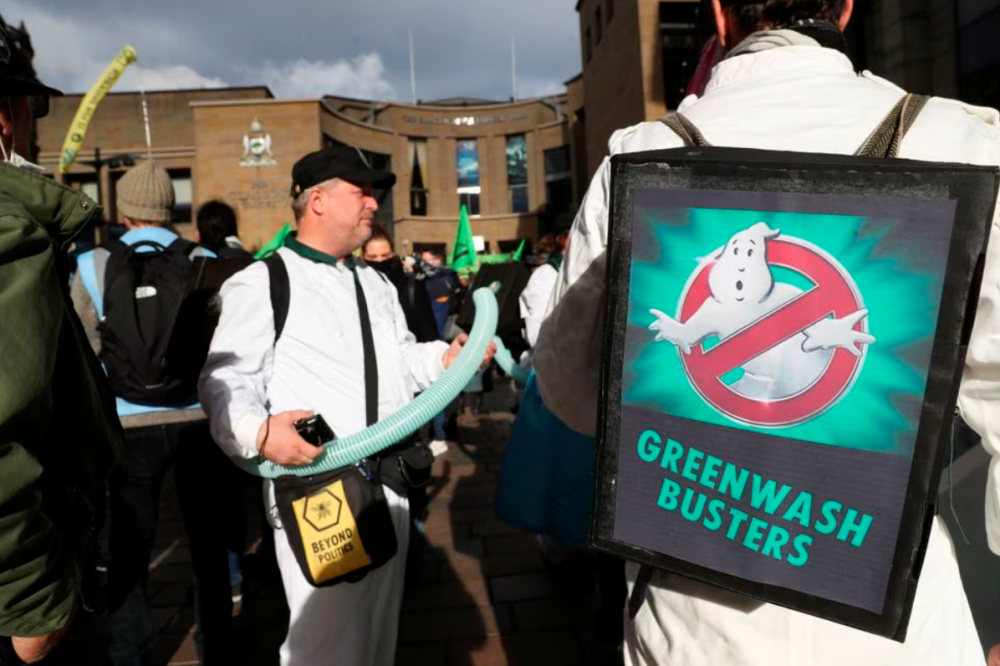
[3,0,581,101]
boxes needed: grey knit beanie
[116,160,175,223]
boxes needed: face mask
[367,256,405,282]
[6,150,44,173]
[0,107,43,174]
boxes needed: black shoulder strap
[263,253,290,345]
[628,564,655,620]
[350,262,379,427]
[99,239,127,290]
[103,237,128,254]
[855,93,931,158]
[168,237,201,258]
[661,112,711,148]
[407,276,417,311]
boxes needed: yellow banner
[58,45,138,173]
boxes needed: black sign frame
[592,147,998,640]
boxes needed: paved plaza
[142,388,999,665]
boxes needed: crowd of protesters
[2,1,1000,665]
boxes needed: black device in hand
[294,414,335,447]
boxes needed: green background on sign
[624,205,947,455]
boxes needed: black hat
[290,144,396,197]
[0,23,62,97]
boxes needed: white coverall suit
[200,245,449,665]
[532,40,1000,666]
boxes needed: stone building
[23,0,1000,253]
[570,0,1000,179]
[35,89,576,256]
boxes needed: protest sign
[593,148,998,639]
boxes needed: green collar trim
[285,233,352,268]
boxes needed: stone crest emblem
[241,118,276,167]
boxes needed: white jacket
[520,263,559,349]
[533,45,1000,664]
[199,247,449,460]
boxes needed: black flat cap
[290,144,396,197]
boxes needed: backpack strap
[97,238,138,316]
[169,237,201,258]
[855,93,931,158]
[660,112,712,148]
[78,246,112,319]
[662,95,931,157]
[628,564,655,620]
[263,253,290,345]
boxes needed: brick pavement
[145,382,615,666]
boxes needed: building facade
[35,89,576,257]
[321,95,577,257]
[25,0,1000,253]
[572,0,712,177]
[36,87,274,233]
[572,0,1000,180]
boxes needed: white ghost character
[649,222,875,401]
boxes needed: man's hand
[13,624,72,663]
[988,643,1000,666]
[256,410,323,466]
[443,334,497,371]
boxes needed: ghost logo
[303,490,343,532]
[649,222,875,427]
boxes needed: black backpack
[455,261,530,347]
[184,252,255,354]
[99,238,207,406]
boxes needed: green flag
[448,204,476,271]
[512,238,526,262]
[254,223,293,259]
[478,253,512,265]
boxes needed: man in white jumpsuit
[531,0,1000,663]
[519,233,569,352]
[199,145,492,665]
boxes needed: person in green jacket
[0,24,123,665]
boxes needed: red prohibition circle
[678,238,867,428]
